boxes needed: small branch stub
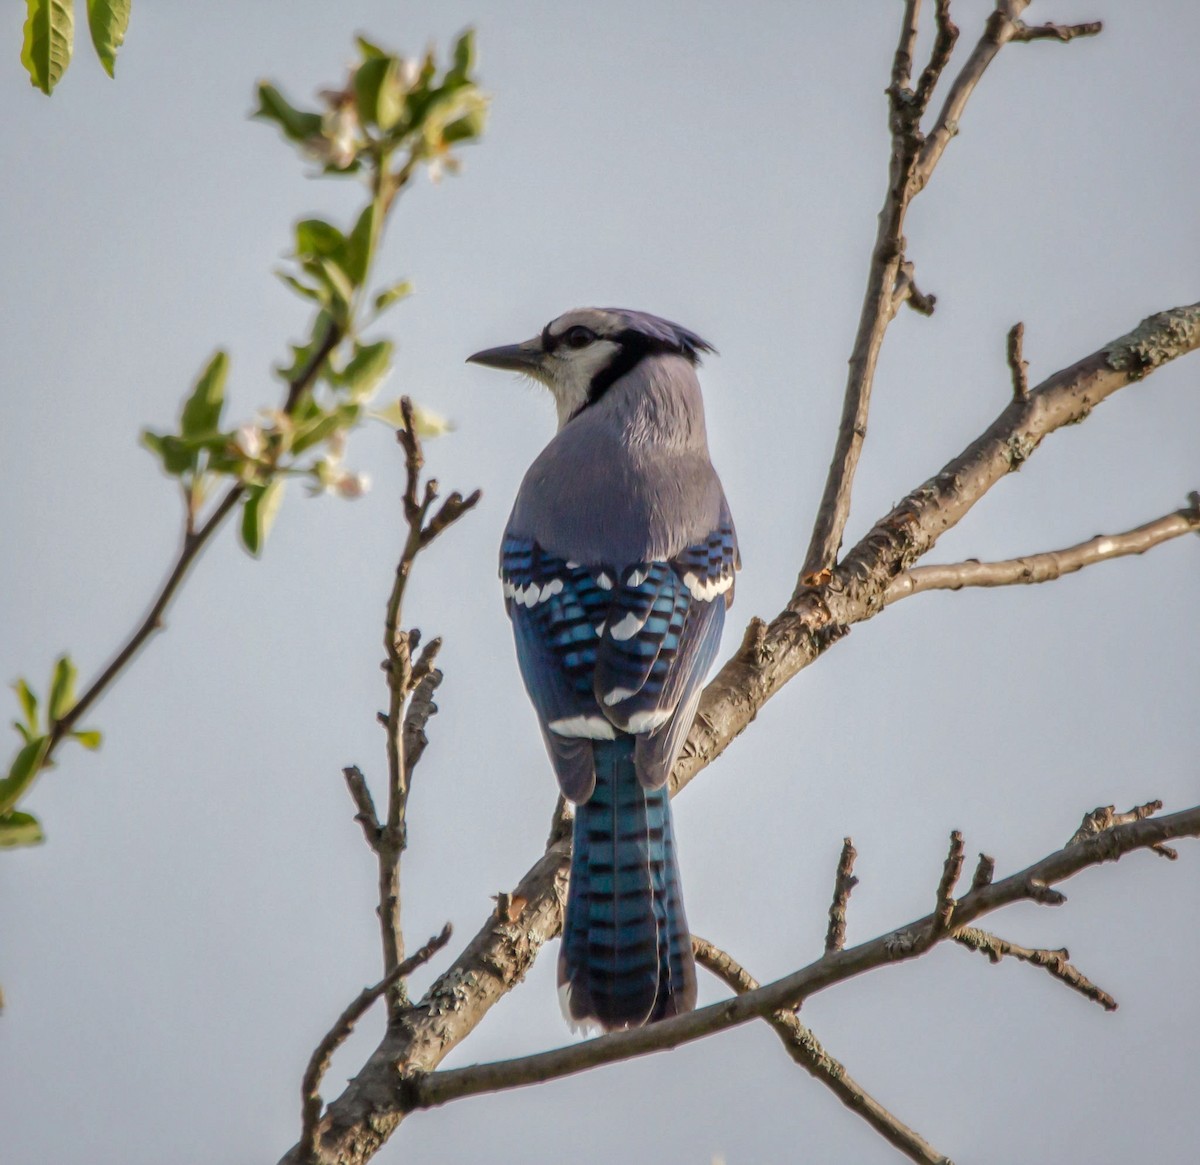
[825,837,859,954]
[1007,321,1030,399]
[931,830,965,937]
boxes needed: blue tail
[558,736,696,1030]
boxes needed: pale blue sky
[2,3,1197,1163]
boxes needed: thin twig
[1007,321,1030,399]
[1011,19,1103,43]
[825,837,859,954]
[931,830,965,937]
[372,402,480,1021]
[47,321,341,753]
[914,0,960,110]
[953,926,1117,1010]
[693,936,953,1165]
[299,924,452,1162]
[884,500,1200,605]
[342,765,381,848]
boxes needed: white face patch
[544,337,621,429]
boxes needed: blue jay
[468,308,738,1031]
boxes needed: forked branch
[401,802,1198,1115]
[693,936,952,1165]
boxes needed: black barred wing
[502,508,739,797]
[502,535,614,800]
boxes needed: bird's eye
[564,326,595,349]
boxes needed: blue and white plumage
[469,307,738,1031]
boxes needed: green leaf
[443,106,487,145]
[295,218,345,260]
[448,28,476,85]
[276,272,327,306]
[71,728,103,750]
[309,258,355,316]
[373,281,413,314]
[180,350,229,438]
[14,680,39,732]
[48,655,77,722]
[355,54,403,132]
[337,340,392,400]
[0,736,49,815]
[341,205,376,287]
[12,722,33,745]
[141,431,194,477]
[0,810,45,849]
[21,0,75,95]
[85,0,128,78]
[355,35,387,60]
[253,82,322,142]
[240,479,285,557]
[290,411,342,456]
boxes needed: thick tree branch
[693,936,952,1165]
[883,499,1200,605]
[286,300,1200,1165]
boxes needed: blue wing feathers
[503,518,735,1029]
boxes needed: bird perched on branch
[469,307,738,1031]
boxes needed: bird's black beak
[466,338,545,373]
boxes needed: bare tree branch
[884,499,1200,605]
[299,925,452,1163]
[358,402,480,1020]
[802,0,1090,578]
[915,3,1100,193]
[825,837,859,955]
[952,926,1116,1011]
[1011,18,1103,43]
[396,803,1199,1119]
[693,936,953,1165]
